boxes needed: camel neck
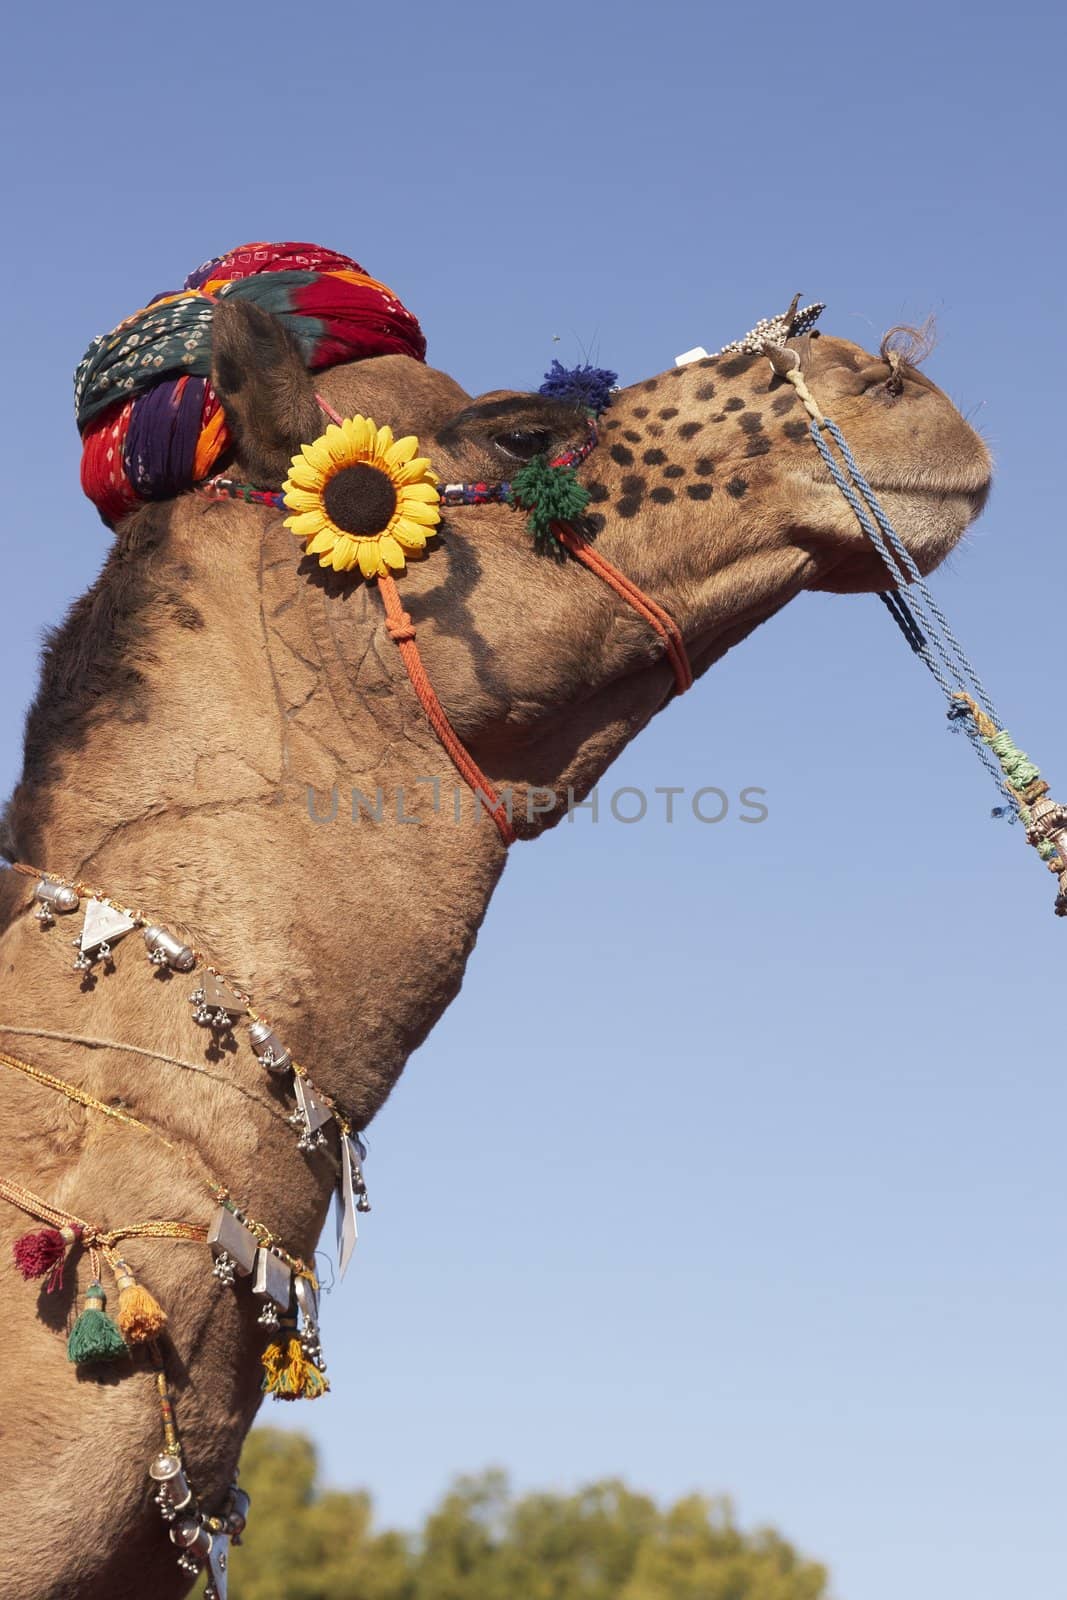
[1,503,509,1131]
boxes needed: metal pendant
[294,1274,319,1328]
[252,1247,291,1314]
[72,897,138,970]
[144,924,197,973]
[247,1018,292,1075]
[205,1531,230,1600]
[33,879,79,926]
[290,1076,331,1151]
[335,1135,369,1280]
[223,1486,250,1542]
[207,1207,259,1280]
[171,1516,213,1574]
[149,1452,193,1522]
[189,971,245,1030]
[294,1274,326,1369]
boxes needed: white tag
[79,897,137,954]
[335,1138,360,1280]
[674,346,710,367]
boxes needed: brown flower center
[323,463,397,535]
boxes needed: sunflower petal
[385,435,419,468]
[331,535,360,571]
[372,424,395,460]
[287,458,324,492]
[301,438,333,473]
[396,499,440,527]
[324,424,352,466]
[393,519,427,549]
[306,528,336,555]
[399,481,440,504]
[394,458,436,486]
[357,540,382,579]
[379,533,407,570]
[287,510,329,538]
[282,485,324,514]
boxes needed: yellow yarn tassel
[114,1263,167,1344]
[261,1330,329,1401]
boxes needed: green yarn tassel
[67,1281,128,1365]
[986,729,1042,792]
[507,457,591,554]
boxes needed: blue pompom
[538,361,618,415]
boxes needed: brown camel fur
[0,297,991,1599]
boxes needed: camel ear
[210,298,323,487]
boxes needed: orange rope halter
[204,392,693,845]
[313,392,694,844]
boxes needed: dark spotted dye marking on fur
[588,482,609,503]
[663,464,685,479]
[745,437,771,457]
[686,483,713,500]
[582,512,606,534]
[633,406,649,419]
[616,494,643,518]
[646,422,664,439]
[650,486,675,505]
[658,407,679,420]
[621,474,646,496]
[694,457,715,476]
[725,475,748,498]
[606,418,620,429]
[719,353,756,378]
[643,379,658,393]
[739,413,764,434]
[624,430,642,443]
[696,382,716,401]
[724,397,745,413]
[771,391,797,415]
[643,448,667,466]
[784,419,808,442]
[678,421,703,440]
[610,443,634,466]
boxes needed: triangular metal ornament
[335,1137,360,1280]
[79,897,138,956]
[295,1075,332,1133]
[205,1531,230,1600]
[200,972,245,1017]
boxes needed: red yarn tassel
[13,1225,82,1291]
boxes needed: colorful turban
[75,242,427,527]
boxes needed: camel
[0,282,991,1599]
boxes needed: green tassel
[507,457,591,554]
[67,1281,128,1365]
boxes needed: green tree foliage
[197,1430,830,1600]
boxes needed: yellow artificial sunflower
[282,414,441,579]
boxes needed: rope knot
[385,612,416,643]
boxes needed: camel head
[202,298,991,831]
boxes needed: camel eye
[494,428,552,462]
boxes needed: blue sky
[1,4,1064,1598]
